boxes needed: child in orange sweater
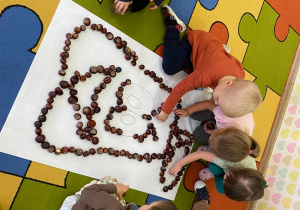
[157,5,262,123]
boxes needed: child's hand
[149,0,158,10]
[169,162,183,176]
[156,111,169,122]
[115,183,129,200]
[114,0,132,15]
[173,109,189,117]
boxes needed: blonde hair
[220,79,262,118]
[209,127,260,162]
[149,201,178,210]
[223,168,267,201]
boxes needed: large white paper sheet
[0,0,207,200]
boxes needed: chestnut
[125,54,131,60]
[41,142,49,150]
[68,96,78,104]
[104,77,112,84]
[65,40,71,46]
[80,25,86,31]
[97,147,104,154]
[114,36,122,44]
[73,104,80,111]
[116,128,123,135]
[66,33,72,40]
[60,81,69,89]
[115,106,122,113]
[91,24,97,30]
[89,148,96,155]
[92,137,99,145]
[104,68,110,75]
[83,17,91,26]
[97,65,104,73]
[131,61,136,66]
[83,107,92,115]
[75,149,83,156]
[72,33,78,39]
[74,26,81,33]
[116,91,123,98]
[106,32,114,40]
[90,66,98,74]
[151,110,157,116]
[69,147,76,153]
[59,70,66,76]
[137,155,143,162]
[74,113,81,120]
[83,151,90,157]
[91,94,98,101]
[87,120,96,128]
[116,67,122,72]
[97,24,103,31]
[110,71,116,77]
[102,28,107,33]
[61,147,69,154]
[163,186,168,192]
[160,177,166,184]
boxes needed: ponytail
[209,127,261,162]
[249,136,260,158]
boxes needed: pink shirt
[213,106,255,136]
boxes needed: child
[156,5,262,122]
[169,127,264,200]
[114,0,164,15]
[174,97,255,143]
[223,167,267,201]
[60,176,178,210]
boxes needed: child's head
[213,78,262,118]
[209,127,260,162]
[139,200,178,210]
[223,168,267,201]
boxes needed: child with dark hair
[223,168,267,201]
[114,0,165,15]
[169,127,265,200]
[60,176,178,210]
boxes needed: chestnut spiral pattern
[33,17,194,192]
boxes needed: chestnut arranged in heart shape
[33,17,194,192]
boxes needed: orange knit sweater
[162,30,245,114]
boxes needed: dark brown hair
[209,127,260,162]
[223,168,266,201]
[149,201,178,210]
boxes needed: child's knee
[162,62,177,75]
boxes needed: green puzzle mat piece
[239,1,299,98]
[73,0,169,51]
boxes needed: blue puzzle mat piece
[169,0,197,25]
[146,194,169,204]
[0,152,31,176]
[0,5,42,131]
[169,0,219,25]
[199,0,219,10]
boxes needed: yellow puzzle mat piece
[188,0,264,62]
[0,173,23,210]
[25,162,68,186]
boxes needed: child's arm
[169,151,216,175]
[173,100,216,117]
